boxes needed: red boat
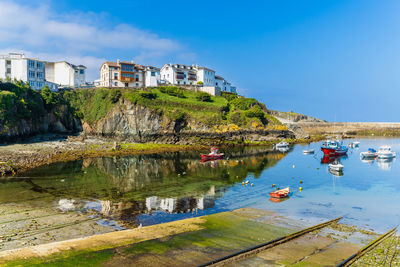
[201,147,224,160]
[321,140,348,156]
[269,187,290,198]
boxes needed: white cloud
[0,1,193,80]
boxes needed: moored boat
[360,148,377,159]
[269,187,290,198]
[321,140,348,156]
[377,146,396,159]
[275,141,289,148]
[303,149,315,154]
[201,147,224,160]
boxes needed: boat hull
[321,147,347,156]
[377,153,395,159]
[269,187,290,198]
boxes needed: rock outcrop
[0,104,82,143]
[82,99,295,145]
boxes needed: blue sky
[1,0,400,122]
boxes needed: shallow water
[2,138,400,233]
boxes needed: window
[125,83,128,87]
[28,60,35,68]
[135,83,139,87]
[114,73,118,80]
[29,81,35,88]
[114,82,118,86]
[151,72,155,77]
[29,71,35,78]
[6,68,11,74]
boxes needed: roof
[215,75,224,80]
[103,61,120,68]
[120,61,136,65]
[196,66,215,72]
[62,61,86,70]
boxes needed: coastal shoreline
[0,134,323,177]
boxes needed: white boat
[360,148,377,159]
[275,141,289,148]
[377,146,396,159]
[329,162,344,171]
[303,149,315,154]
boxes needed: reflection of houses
[145,195,216,213]
[145,186,220,213]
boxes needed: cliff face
[0,85,295,144]
[81,99,295,145]
[0,104,82,142]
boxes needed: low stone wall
[298,122,400,136]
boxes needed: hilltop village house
[0,53,87,90]
[160,63,237,95]
[98,60,160,88]
[97,60,237,95]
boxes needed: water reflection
[377,158,395,171]
[1,146,285,228]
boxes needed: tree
[41,85,60,107]
[196,81,204,86]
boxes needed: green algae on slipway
[0,208,293,266]
[0,208,376,267]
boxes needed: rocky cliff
[81,98,294,145]
[0,84,295,144]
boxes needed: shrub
[196,81,203,85]
[230,97,260,110]
[228,111,247,126]
[221,91,238,102]
[41,85,61,108]
[196,92,211,102]
[139,91,157,100]
[159,86,185,98]
[110,89,122,103]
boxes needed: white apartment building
[45,61,86,88]
[160,63,237,94]
[160,64,198,86]
[215,75,237,93]
[98,60,145,88]
[144,66,160,87]
[196,66,216,86]
[0,53,46,90]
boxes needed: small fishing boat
[321,140,348,156]
[201,147,224,160]
[275,141,289,148]
[329,162,344,171]
[377,146,396,159]
[303,149,315,154]
[360,148,377,159]
[269,187,290,198]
